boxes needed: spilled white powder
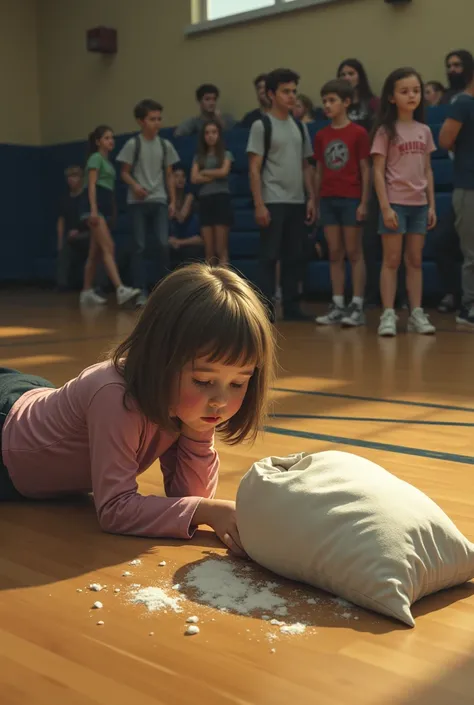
[129,559,141,566]
[280,623,306,635]
[158,561,167,567]
[122,571,132,577]
[182,559,288,615]
[186,616,199,624]
[114,588,120,594]
[131,587,183,613]
[331,597,351,608]
[89,583,103,592]
[92,601,103,610]
[270,619,285,626]
[97,620,104,626]
[307,598,320,605]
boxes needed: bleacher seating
[0,105,455,296]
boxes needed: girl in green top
[80,125,140,307]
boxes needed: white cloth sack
[236,450,474,627]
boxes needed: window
[187,0,341,35]
[207,0,274,21]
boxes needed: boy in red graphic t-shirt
[313,79,371,327]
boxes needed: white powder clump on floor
[158,561,167,567]
[270,619,285,626]
[122,571,132,577]
[183,559,288,615]
[307,598,320,605]
[186,616,199,624]
[97,620,104,626]
[280,623,306,635]
[89,583,103,592]
[92,601,103,610]
[185,625,200,636]
[131,587,184,613]
[129,559,141,566]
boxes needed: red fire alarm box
[86,26,117,54]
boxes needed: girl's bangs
[190,301,265,369]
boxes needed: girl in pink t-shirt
[371,68,437,337]
[0,264,276,557]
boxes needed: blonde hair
[112,263,276,444]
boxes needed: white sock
[333,295,344,308]
[352,296,364,307]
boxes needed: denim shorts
[378,204,428,235]
[319,197,360,227]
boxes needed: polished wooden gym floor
[1,290,474,705]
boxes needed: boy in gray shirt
[175,84,235,137]
[117,99,179,305]
[247,68,315,321]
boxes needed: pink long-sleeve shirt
[1,361,219,539]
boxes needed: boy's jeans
[453,189,474,308]
[130,201,169,291]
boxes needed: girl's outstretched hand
[193,499,247,558]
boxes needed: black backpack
[131,134,168,192]
[260,114,306,170]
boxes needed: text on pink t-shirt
[371,121,435,206]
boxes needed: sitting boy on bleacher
[169,168,203,268]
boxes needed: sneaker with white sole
[407,308,436,334]
[315,303,345,326]
[80,289,107,306]
[456,306,474,326]
[116,286,141,306]
[135,293,148,308]
[341,302,365,327]
[378,309,398,337]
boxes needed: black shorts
[80,184,114,221]
[0,368,55,501]
[199,193,233,227]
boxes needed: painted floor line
[274,387,474,413]
[270,413,474,427]
[264,425,474,465]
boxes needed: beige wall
[33,0,474,144]
[0,0,40,144]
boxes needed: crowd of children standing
[57,49,474,336]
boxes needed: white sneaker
[116,286,141,306]
[80,289,107,306]
[135,292,148,308]
[315,303,345,326]
[378,309,398,337]
[407,307,436,335]
[341,302,365,327]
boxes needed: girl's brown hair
[197,119,225,169]
[296,93,314,117]
[111,263,276,444]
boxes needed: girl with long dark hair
[80,125,140,306]
[191,120,234,265]
[338,58,379,131]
